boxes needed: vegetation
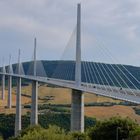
[24,102,137,111]
[38,104,70,113]
[88,117,140,140]
[0,114,15,140]
[133,107,140,115]
[0,136,3,140]
[0,113,95,140]
[9,125,88,140]
[6,117,140,140]
[0,114,140,140]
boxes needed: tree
[70,132,88,140]
[88,117,139,140]
[10,125,72,140]
[9,125,89,140]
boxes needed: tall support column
[71,89,84,132]
[33,38,37,76]
[75,3,81,87]
[8,75,12,108]
[8,55,12,108]
[30,80,38,125]
[71,3,84,132]
[30,38,38,125]
[2,74,5,100]
[15,49,22,136]
[15,77,21,136]
[2,60,6,100]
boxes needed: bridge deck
[0,72,140,104]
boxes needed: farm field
[21,84,121,104]
[85,105,140,123]
[0,90,31,107]
[0,85,140,123]
[0,89,31,115]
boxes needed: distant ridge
[4,60,140,89]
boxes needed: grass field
[0,85,140,123]
[20,84,121,104]
[0,89,31,115]
[85,105,140,123]
[0,90,31,107]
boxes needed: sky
[0,0,140,66]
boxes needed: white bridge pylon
[0,3,140,137]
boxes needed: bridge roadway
[1,72,140,104]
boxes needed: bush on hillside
[0,113,95,139]
[9,125,88,140]
[88,117,139,140]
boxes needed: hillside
[1,60,140,125]
[1,85,140,124]
[3,60,140,89]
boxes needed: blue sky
[0,0,140,66]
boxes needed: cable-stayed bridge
[0,3,140,136]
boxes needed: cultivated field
[0,85,140,123]
[20,84,121,104]
[0,89,31,114]
[85,105,140,123]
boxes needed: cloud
[123,26,138,41]
[0,0,140,66]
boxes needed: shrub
[88,117,139,140]
[13,125,72,140]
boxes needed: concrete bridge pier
[15,77,21,136]
[2,74,5,100]
[71,3,84,132]
[30,80,38,125]
[71,89,84,132]
[8,75,12,108]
